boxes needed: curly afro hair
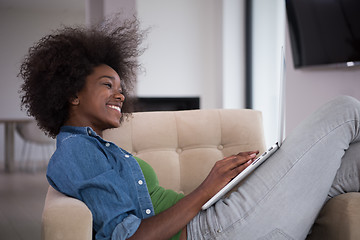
[19,17,147,138]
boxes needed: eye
[104,82,112,88]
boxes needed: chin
[111,120,122,128]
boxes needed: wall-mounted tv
[286,0,360,68]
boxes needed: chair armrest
[41,186,93,240]
[307,192,360,240]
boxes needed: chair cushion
[306,192,360,240]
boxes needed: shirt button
[138,180,143,185]
[88,129,92,135]
[105,142,110,147]
[124,154,130,158]
[145,209,151,215]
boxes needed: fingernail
[250,153,256,158]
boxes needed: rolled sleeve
[111,215,141,240]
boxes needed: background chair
[16,120,55,172]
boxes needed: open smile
[107,105,121,113]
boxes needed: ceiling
[0,0,85,12]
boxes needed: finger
[231,158,253,175]
[227,151,257,161]
[218,151,258,170]
[249,150,260,155]
[239,152,258,161]
[229,153,257,168]
[236,150,259,157]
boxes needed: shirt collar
[60,125,97,135]
[57,126,128,153]
[58,126,104,142]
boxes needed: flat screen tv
[286,0,360,68]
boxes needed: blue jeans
[187,96,360,240]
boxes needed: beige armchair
[41,109,360,240]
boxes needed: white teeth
[108,105,121,113]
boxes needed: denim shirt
[46,126,155,240]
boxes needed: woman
[19,17,360,240]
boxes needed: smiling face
[65,64,125,136]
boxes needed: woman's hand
[197,151,259,201]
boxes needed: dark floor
[0,168,48,240]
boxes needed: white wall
[285,24,360,135]
[136,0,223,109]
[0,5,85,164]
[100,0,246,110]
[222,0,246,109]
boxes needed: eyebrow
[98,75,116,80]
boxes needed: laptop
[201,48,286,210]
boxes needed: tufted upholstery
[103,109,266,195]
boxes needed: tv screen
[286,0,360,68]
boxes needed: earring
[72,98,80,105]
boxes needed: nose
[114,90,125,102]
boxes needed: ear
[70,96,80,106]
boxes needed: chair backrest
[103,109,266,195]
[42,108,266,240]
[16,120,54,144]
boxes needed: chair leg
[27,144,35,172]
[41,145,52,170]
[19,141,28,171]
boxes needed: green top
[134,157,184,240]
